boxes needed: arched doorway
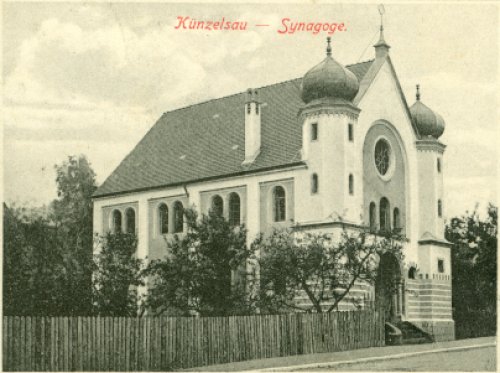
[376,252,403,323]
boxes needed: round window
[375,139,391,176]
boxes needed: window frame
[369,202,377,232]
[173,201,184,233]
[273,186,286,222]
[211,195,224,217]
[311,173,319,194]
[111,209,122,234]
[228,192,241,227]
[379,197,391,233]
[158,203,169,235]
[125,207,136,234]
[437,259,445,273]
[311,122,318,141]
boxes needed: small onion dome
[410,85,445,139]
[301,37,360,104]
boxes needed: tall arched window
[125,208,136,234]
[158,203,169,234]
[437,158,441,173]
[369,202,376,232]
[211,195,224,217]
[273,186,286,222]
[173,201,184,233]
[393,208,401,233]
[228,193,241,227]
[112,210,122,233]
[349,174,354,195]
[438,199,442,218]
[311,173,319,194]
[380,197,391,233]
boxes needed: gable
[356,57,419,141]
[93,60,373,198]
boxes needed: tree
[255,228,402,313]
[445,204,497,337]
[50,155,98,315]
[143,208,254,316]
[3,154,98,316]
[3,204,63,315]
[93,232,144,316]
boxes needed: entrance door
[376,252,402,323]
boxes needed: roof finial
[326,37,332,57]
[378,4,386,43]
[416,84,421,101]
[374,4,390,57]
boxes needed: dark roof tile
[94,60,374,197]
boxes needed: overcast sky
[3,2,498,219]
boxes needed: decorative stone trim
[298,101,361,121]
[415,139,446,153]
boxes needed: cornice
[416,139,446,153]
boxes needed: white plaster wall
[93,166,307,258]
[356,59,419,266]
[300,113,362,224]
[417,150,441,238]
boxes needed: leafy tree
[93,232,144,316]
[144,208,254,316]
[3,154,98,316]
[50,155,97,315]
[445,204,497,336]
[255,228,402,313]
[3,204,66,315]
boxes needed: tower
[409,84,454,340]
[298,38,362,223]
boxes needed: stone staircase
[385,321,434,345]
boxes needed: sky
[2,2,498,220]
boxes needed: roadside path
[184,336,495,372]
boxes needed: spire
[326,37,332,57]
[416,84,421,101]
[374,4,390,58]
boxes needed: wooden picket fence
[3,310,384,371]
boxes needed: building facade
[93,27,454,340]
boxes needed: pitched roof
[94,60,374,198]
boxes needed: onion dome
[301,37,360,104]
[410,85,445,139]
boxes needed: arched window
[173,201,184,233]
[311,173,319,194]
[228,193,241,227]
[408,266,417,279]
[112,210,122,233]
[158,203,168,234]
[380,197,391,233]
[438,199,442,218]
[393,208,401,233]
[273,186,286,222]
[125,208,136,234]
[437,158,441,173]
[369,202,376,232]
[349,174,354,195]
[211,195,224,217]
